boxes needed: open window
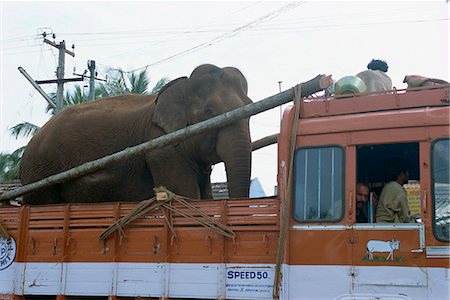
[356,142,420,223]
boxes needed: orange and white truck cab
[276,84,449,299]
[0,84,449,300]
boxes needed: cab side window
[432,139,449,242]
[293,146,344,221]
[356,142,420,223]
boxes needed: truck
[0,83,449,299]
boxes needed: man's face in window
[356,184,369,208]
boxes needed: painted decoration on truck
[0,236,16,270]
[404,182,421,216]
[226,265,274,299]
[366,239,400,261]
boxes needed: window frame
[292,145,345,223]
[430,138,450,243]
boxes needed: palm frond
[113,69,129,95]
[129,69,149,94]
[95,84,110,99]
[66,85,88,105]
[12,146,26,158]
[4,162,20,180]
[9,122,40,139]
[151,77,171,94]
[0,152,21,180]
[102,69,128,96]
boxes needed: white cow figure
[366,239,400,261]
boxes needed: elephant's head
[153,64,253,198]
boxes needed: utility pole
[38,34,82,114]
[56,40,67,112]
[73,60,106,101]
[88,60,96,101]
[18,67,57,109]
[43,37,76,113]
[19,34,104,114]
[278,81,283,122]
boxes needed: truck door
[287,145,355,298]
[351,141,434,298]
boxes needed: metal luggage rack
[300,84,449,118]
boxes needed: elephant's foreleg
[198,164,213,199]
[149,160,202,199]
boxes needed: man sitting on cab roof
[376,158,412,223]
[356,59,392,92]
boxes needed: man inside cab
[356,183,377,223]
[376,158,412,223]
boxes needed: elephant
[19,64,253,204]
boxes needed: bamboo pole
[0,74,331,203]
[251,133,278,151]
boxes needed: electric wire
[1,3,432,44]
[123,2,303,73]
[1,15,447,53]
[98,1,265,61]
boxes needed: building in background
[212,178,266,199]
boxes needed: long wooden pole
[251,133,278,152]
[0,74,331,202]
[18,67,57,109]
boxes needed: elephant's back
[62,93,156,115]
[20,94,157,183]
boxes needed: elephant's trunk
[216,120,251,198]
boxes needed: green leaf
[9,122,40,139]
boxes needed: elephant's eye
[204,108,214,117]
[194,83,213,99]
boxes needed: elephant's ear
[223,67,252,105]
[223,67,247,94]
[154,76,189,133]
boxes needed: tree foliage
[9,122,40,139]
[0,147,25,181]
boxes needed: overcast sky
[1,0,448,194]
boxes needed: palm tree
[46,69,169,114]
[9,122,40,140]
[96,68,168,97]
[2,69,169,180]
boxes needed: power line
[252,17,450,32]
[1,10,447,59]
[3,3,432,43]
[98,1,265,61]
[0,34,40,43]
[124,1,303,73]
[2,15,448,54]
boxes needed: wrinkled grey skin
[356,70,392,92]
[20,64,253,204]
